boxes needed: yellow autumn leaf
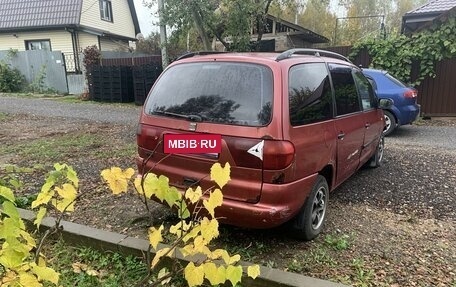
[52,197,75,213]
[225,265,242,287]
[157,267,171,284]
[182,225,201,243]
[34,207,47,228]
[202,188,223,218]
[55,184,77,200]
[0,186,15,202]
[209,249,240,265]
[247,265,261,279]
[20,230,36,249]
[180,243,195,257]
[210,162,231,189]
[228,254,241,265]
[86,269,99,276]
[65,166,79,189]
[0,248,25,269]
[200,217,219,242]
[209,249,228,261]
[2,270,18,284]
[192,236,212,255]
[184,186,202,204]
[184,262,204,287]
[31,263,60,285]
[31,190,55,209]
[169,221,192,236]
[134,173,156,198]
[19,272,42,287]
[71,262,90,274]
[203,263,226,286]
[148,225,164,250]
[151,247,170,268]
[101,167,132,195]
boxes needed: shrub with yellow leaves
[101,162,261,286]
[1,164,61,287]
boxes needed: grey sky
[133,0,158,37]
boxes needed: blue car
[362,69,421,136]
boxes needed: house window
[25,40,51,51]
[100,0,113,22]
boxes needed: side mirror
[379,98,394,109]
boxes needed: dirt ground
[1,112,455,287]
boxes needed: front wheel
[288,175,329,240]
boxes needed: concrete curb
[18,208,349,287]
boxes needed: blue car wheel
[383,110,396,136]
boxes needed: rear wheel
[383,111,396,136]
[289,175,328,240]
[369,136,384,168]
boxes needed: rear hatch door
[138,60,275,203]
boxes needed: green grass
[0,112,9,121]
[324,233,351,251]
[97,142,136,159]
[1,134,104,162]
[45,240,148,287]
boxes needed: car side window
[288,63,333,126]
[353,71,377,110]
[329,64,361,116]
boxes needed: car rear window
[144,62,274,126]
[385,73,407,88]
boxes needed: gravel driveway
[0,95,141,125]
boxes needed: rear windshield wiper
[152,110,203,122]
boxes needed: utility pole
[158,0,169,68]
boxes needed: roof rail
[276,49,352,63]
[176,51,229,61]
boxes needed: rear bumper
[214,173,318,228]
[136,156,318,229]
[397,104,420,125]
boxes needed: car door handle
[338,133,345,140]
[365,123,371,128]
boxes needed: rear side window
[144,62,273,126]
[353,71,376,110]
[288,63,333,126]
[329,64,360,116]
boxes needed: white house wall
[0,30,73,54]
[99,37,129,51]
[77,32,99,51]
[80,0,136,39]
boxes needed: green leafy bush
[0,61,24,92]
[350,16,456,86]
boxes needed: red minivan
[137,49,388,240]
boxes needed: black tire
[288,175,329,240]
[368,136,384,168]
[383,110,396,136]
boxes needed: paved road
[0,95,142,125]
[1,95,456,150]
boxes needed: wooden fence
[101,55,161,66]
[323,46,456,117]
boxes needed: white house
[0,0,141,72]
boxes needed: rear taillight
[263,140,295,170]
[136,123,145,146]
[404,89,417,98]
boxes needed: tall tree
[136,32,162,54]
[144,0,290,52]
[298,0,336,40]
